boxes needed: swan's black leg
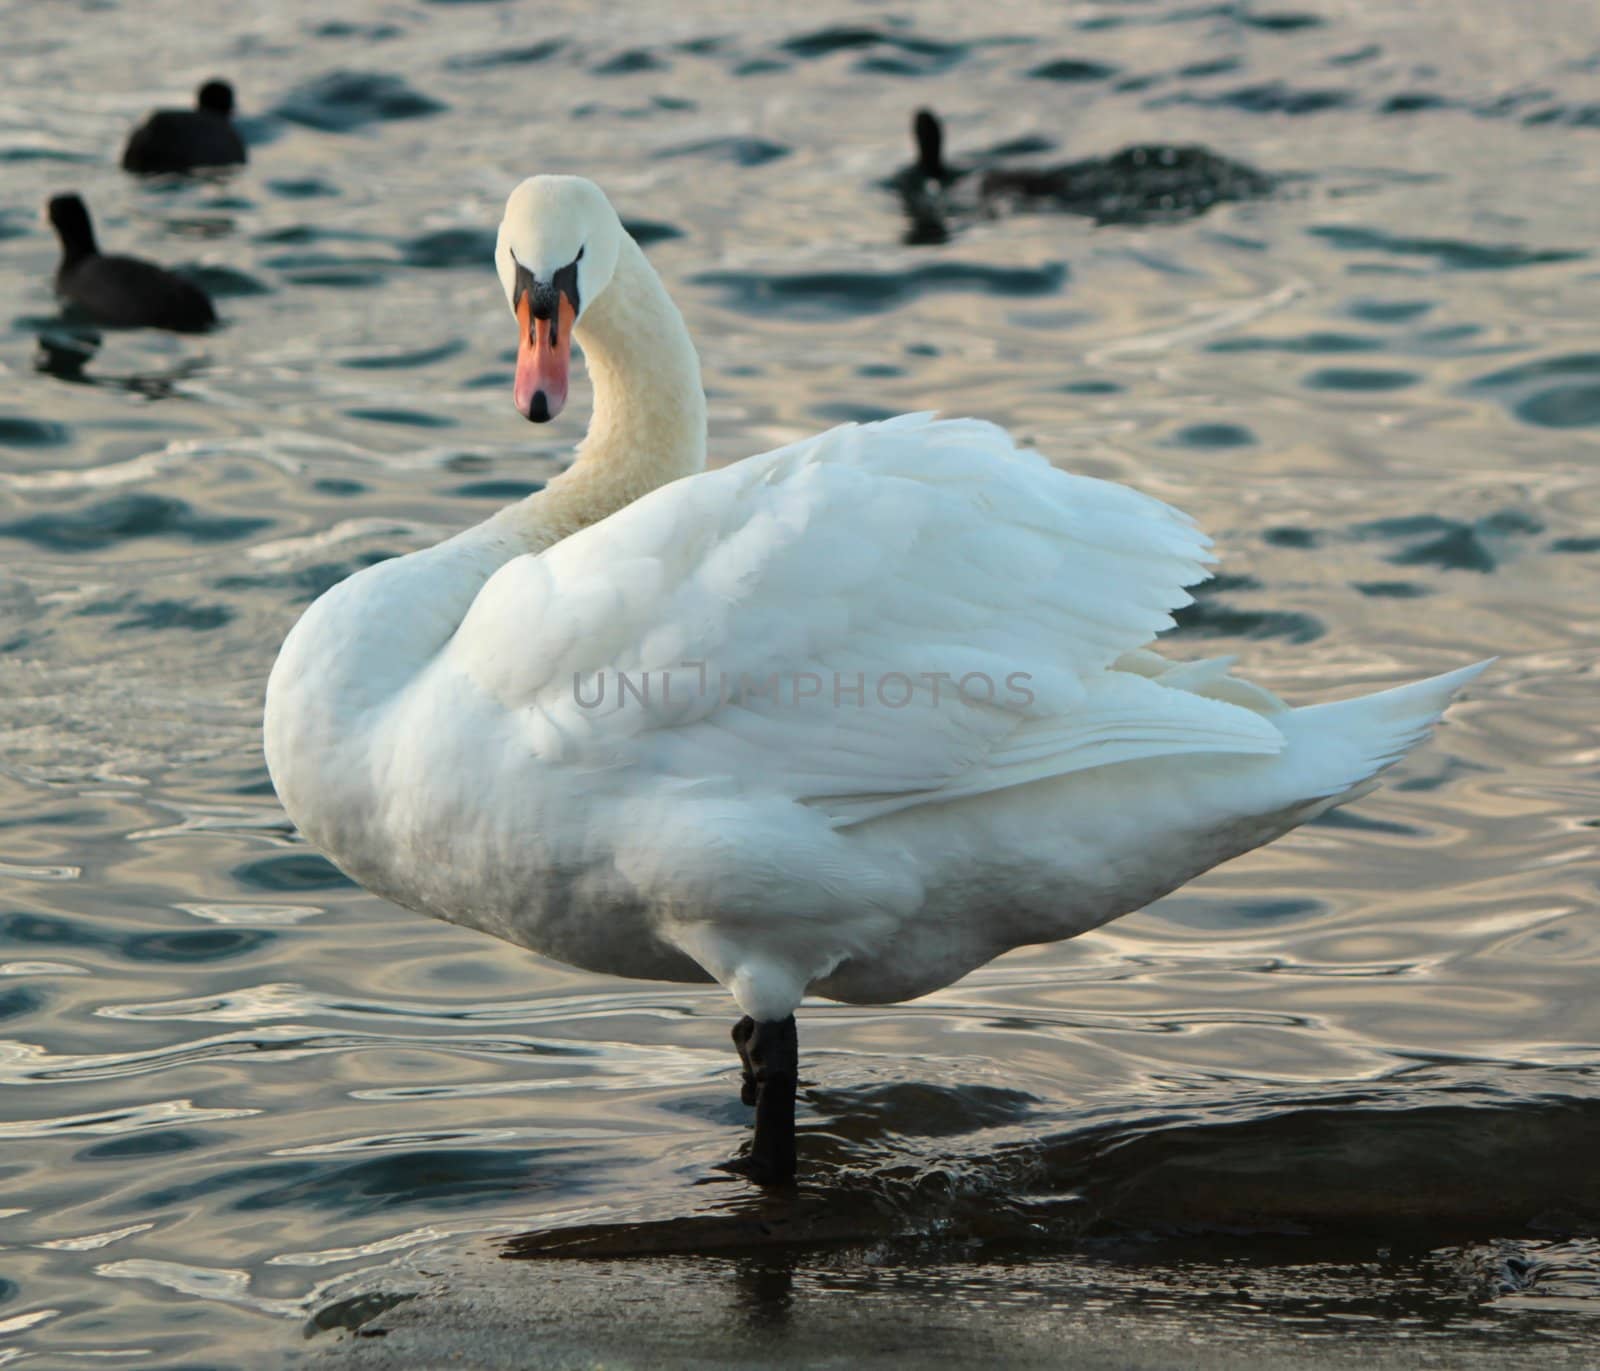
[724,1015,798,1185]
[731,1015,758,1106]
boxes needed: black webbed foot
[731,1015,759,1107]
[723,1014,798,1185]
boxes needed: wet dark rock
[305,1293,417,1339]
[1056,1085,1600,1233]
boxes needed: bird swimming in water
[893,108,1274,241]
[121,79,247,175]
[47,194,216,333]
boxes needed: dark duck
[895,108,1274,240]
[48,194,216,333]
[121,79,247,174]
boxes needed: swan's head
[495,175,623,423]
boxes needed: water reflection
[733,1256,796,1331]
[33,326,211,401]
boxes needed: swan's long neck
[498,233,707,550]
[265,229,707,812]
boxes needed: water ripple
[693,262,1067,319]
[2,0,1599,1363]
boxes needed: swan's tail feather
[1283,659,1492,804]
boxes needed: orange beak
[513,291,573,423]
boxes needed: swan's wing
[445,415,1283,825]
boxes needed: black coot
[887,109,967,244]
[895,109,961,191]
[48,194,217,332]
[121,80,247,174]
[896,110,1274,231]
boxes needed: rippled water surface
[3,0,1599,1365]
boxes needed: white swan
[264,175,1488,1183]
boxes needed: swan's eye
[552,248,582,315]
[510,255,537,313]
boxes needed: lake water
[2,0,1598,1365]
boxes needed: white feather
[264,177,1489,1023]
